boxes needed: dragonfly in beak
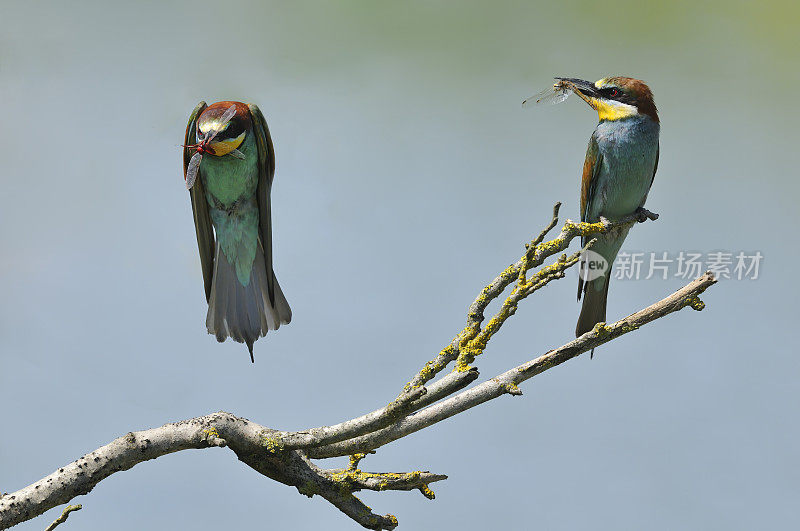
[183,104,245,189]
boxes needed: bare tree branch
[0,413,444,531]
[0,204,715,531]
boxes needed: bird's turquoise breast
[199,133,258,207]
[589,116,659,221]
[198,133,260,285]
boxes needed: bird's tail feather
[575,229,628,358]
[575,275,611,358]
[206,244,291,362]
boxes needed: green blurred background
[2,1,798,529]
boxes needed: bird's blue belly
[589,117,659,221]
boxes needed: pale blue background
[2,1,797,529]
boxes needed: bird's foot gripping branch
[0,204,716,531]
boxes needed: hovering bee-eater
[183,101,291,362]
[550,77,660,342]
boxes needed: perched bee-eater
[183,101,291,362]
[563,77,660,341]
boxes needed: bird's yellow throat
[209,132,245,156]
[591,99,638,121]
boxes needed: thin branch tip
[43,505,82,531]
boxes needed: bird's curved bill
[554,78,600,98]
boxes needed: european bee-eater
[183,101,291,362]
[563,77,660,341]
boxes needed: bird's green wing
[578,132,603,301]
[650,144,659,189]
[580,132,602,223]
[247,103,277,306]
[184,101,215,302]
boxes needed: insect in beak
[183,105,238,189]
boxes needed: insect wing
[186,152,203,189]
[207,104,238,143]
[229,148,245,159]
[219,103,237,125]
[522,84,571,108]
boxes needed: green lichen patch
[297,481,318,497]
[202,428,220,440]
[685,296,706,311]
[418,484,436,500]
[262,435,285,454]
[349,453,368,471]
[591,321,611,338]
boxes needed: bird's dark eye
[609,88,621,98]
[222,120,244,140]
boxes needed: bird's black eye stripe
[600,87,621,99]
[599,87,630,102]
[220,120,244,140]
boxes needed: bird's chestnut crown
[196,102,251,156]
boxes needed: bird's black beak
[555,78,600,98]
